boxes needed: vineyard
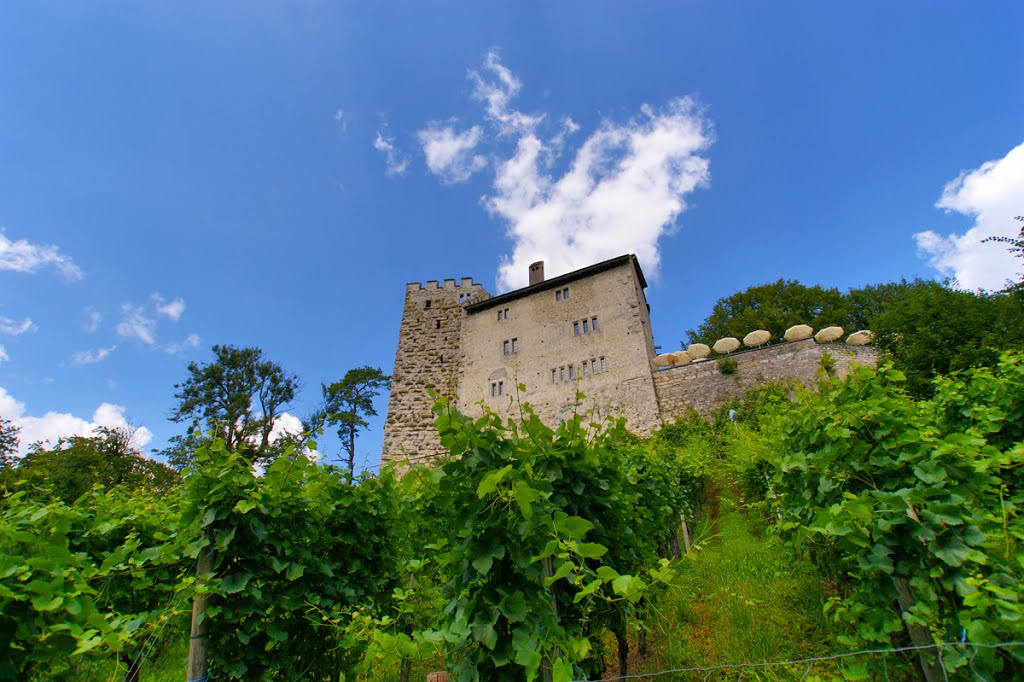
[2,354,1023,680]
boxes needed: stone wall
[653,339,879,419]
[381,278,490,466]
[457,258,663,437]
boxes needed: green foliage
[818,350,836,377]
[399,396,694,681]
[181,439,400,680]
[315,366,391,476]
[716,357,737,375]
[168,344,300,468]
[688,279,850,345]
[872,280,1024,397]
[0,487,187,679]
[761,355,1024,677]
[10,426,179,504]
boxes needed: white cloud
[0,386,152,457]
[0,345,8,364]
[469,49,543,136]
[163,333,201,355]
[412,51,713,291]
[418,123,487,184]
[914,141,1024,291]
[151,293,186,321]
[373,129,409,176]
[84,307,102,333]
[0,316,36,336]
[116,304,157,345]
[489,97,712,291]
[71,345,116,365]
[0,230,82,280]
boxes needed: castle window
[560,366,566,382]
[591,358,597,375]
[582,319,589,334]
[425,300,431,309]
[436,320,441,330]
[563,287,570,300]
[573,321,580,336]
[503,340,510,356]
[555,289,562,302]
[511,338,518,353]
[497,310,502,321]
[592,317,599,332]
[439,355,443,363]
[600,356,607,372]
[499,381,504,396]
[569,365,576,380]
[505,308,509,319]
[583,361,590,377]
[552,369,557,383]
[491,382,497,397]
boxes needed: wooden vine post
[186,536,214,682]
[891,576,942,682]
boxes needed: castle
[381,255,877,466]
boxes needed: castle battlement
[405,277,483,294]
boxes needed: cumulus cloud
[151,293,186,321]
[0,230,82,280]
[418,123,487,183]
[373,128,409,176]
[0,316,35,336]
[163,333,201,355]
[70,345,117,365]
[116,304,157,345]
[409,50,713,291]
[914,141,1024,291]
[469,49,544,136]
[0,386,153,457]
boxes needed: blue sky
[2,1,1022,471]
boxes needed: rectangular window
[560,367,566,382]
[497,310,502,321]
[583,361,590,377]
[563,287,570,300]
[503,340,510,356]
[552,369,557,383]
[592,317,599,331]
[555,289,562,302]
[425,300,431,309]
[436,320,441,329]
[511,338,518,353]
[491,382,497,397]
[498,381,504,396]
[600,356,607,372]
[569,365,576,380]
[573,321,580,336]
[504,308,509,319]
[590,358,597,375]
[582,319,589,334]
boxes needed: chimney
[529,261,545,286]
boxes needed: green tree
[169,344,299,467]
[688,278,851,345]
[0,417,18,469]
[316,366,390,476]
[11,426,179,503]
[872,280,1024,397]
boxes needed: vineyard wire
[571,640,1024,682]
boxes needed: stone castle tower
[381,277,491,465]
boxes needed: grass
[645,485,841,679]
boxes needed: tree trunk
[348,423,356,477]
[186,541,214,682]
[891,576,942,682]
[614,622,629,680]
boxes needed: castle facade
[381,255,877,466]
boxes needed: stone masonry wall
[457,260,663,438]
[653,339,879,419]
[381,278,490,466]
